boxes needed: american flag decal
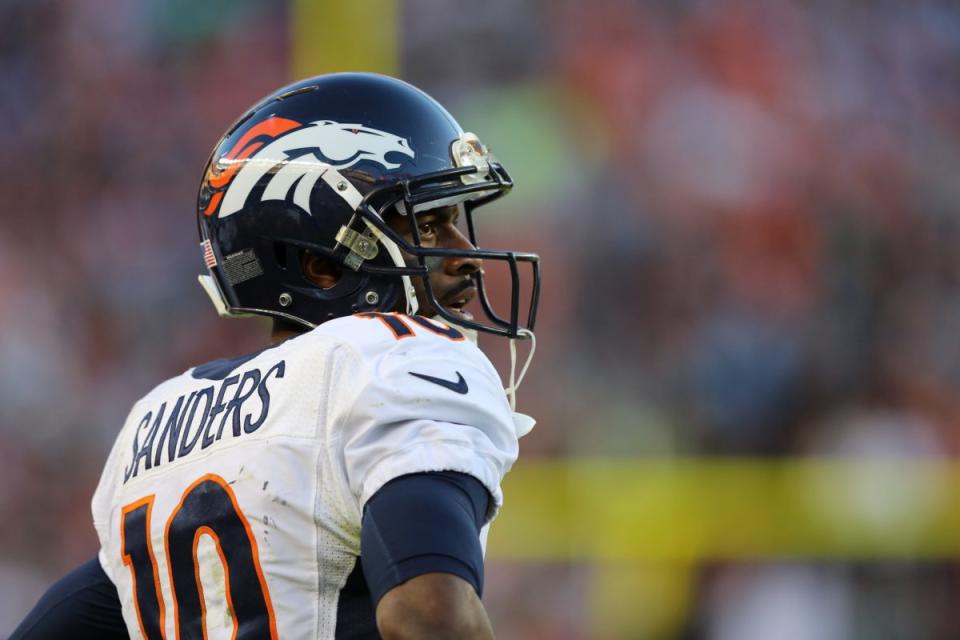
[201,239,218,268]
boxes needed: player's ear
[302,252,341,289]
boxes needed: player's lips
[441,282,477,321]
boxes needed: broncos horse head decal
[211,119,416,219]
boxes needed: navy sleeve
[10,556,128,640]
[360,471,491,606]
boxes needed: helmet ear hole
[300,250,342,290]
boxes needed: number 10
[120,474,277,639]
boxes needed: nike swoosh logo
[408,371,469,394]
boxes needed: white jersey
[91,313,519,639]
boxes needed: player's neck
[271,328,298,344]
[270,318,307,344]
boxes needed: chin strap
[505,329,536,412]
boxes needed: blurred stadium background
[3,0,960,637]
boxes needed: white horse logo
[219,120,415,218]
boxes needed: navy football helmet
[197,72,539,338]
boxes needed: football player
[12,72,539,639]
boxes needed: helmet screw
[337,181,349,191]
[278,293,293,307]
[364,290,380,305]
[357,239,370,251]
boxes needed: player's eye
[417,222,436,238]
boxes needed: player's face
[387,204,481,322]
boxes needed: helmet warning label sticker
[222,249,264,285]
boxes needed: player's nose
[443,227,482,276]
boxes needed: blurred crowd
[3,0,960,637]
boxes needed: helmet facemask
[329,150,539,338]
